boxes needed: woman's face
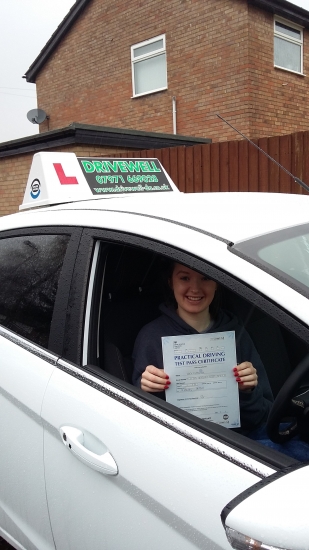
[170,264,217,317]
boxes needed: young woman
[132,262,273,435]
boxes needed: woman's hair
[160,259,222,320]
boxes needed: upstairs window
[131,35,167,97]
[274,17,303,74]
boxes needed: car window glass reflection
[0,234,70,348]
[258,233,309,289]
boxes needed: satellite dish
[27,108,48,124]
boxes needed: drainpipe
[172,96,177,135]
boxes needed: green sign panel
[77,158,173,195]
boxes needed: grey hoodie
[132,305,273,434]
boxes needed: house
[24,0,309,142]
[1,0,309,217]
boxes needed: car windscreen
[229,223,309,299]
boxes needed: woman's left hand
[233,362,258,392]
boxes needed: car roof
[12,191,309,244]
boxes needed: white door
[42,362,274,550]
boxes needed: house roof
[24,0,309,84]
[25,0,91,84]
[0,122,211,158]
[248,0,309,26]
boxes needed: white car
[1,152,309,550]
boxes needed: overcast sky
[0,0,308,143]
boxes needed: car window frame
[59,226,309,470]
[0,226,82,356]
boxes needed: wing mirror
[221,464,309,550]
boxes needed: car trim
[56,357,276,480]
[0,325,58,365]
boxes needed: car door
[42,363,276,550]
[0,228,80,550]
[41,225,301,550]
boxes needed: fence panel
[116,131,309,194]
[279,134,292,194]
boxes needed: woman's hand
[233,362,258,392]
[141,365,170,393]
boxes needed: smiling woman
[131,261,273,436]
[170,265,218,332]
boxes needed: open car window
[84,241,309,392]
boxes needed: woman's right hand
[141,365,170,393]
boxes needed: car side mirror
[221,464,309,550]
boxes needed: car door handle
[60,426,118,476]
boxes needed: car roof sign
[20,152,179,210]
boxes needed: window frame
[131,34,167,98]
[274,16,304,75]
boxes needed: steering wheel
[266,354,309,443]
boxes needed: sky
[0,0,76,143]
[0,0,308,144]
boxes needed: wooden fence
[116,131,309,194]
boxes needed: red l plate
[53,163,78,184]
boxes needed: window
[0,234,70,348]
[131,35,167,97]
[274,17,303,74]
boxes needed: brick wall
[35,0,250,141]
[34,0,309,143]
[0,154,37,217]
[248,5,309,139]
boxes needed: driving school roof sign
[20,152,178,210]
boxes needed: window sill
[274,65,306,77]
[131,87,168,99]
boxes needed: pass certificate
[162,331,240,428]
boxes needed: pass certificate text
[162,331,240,428]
